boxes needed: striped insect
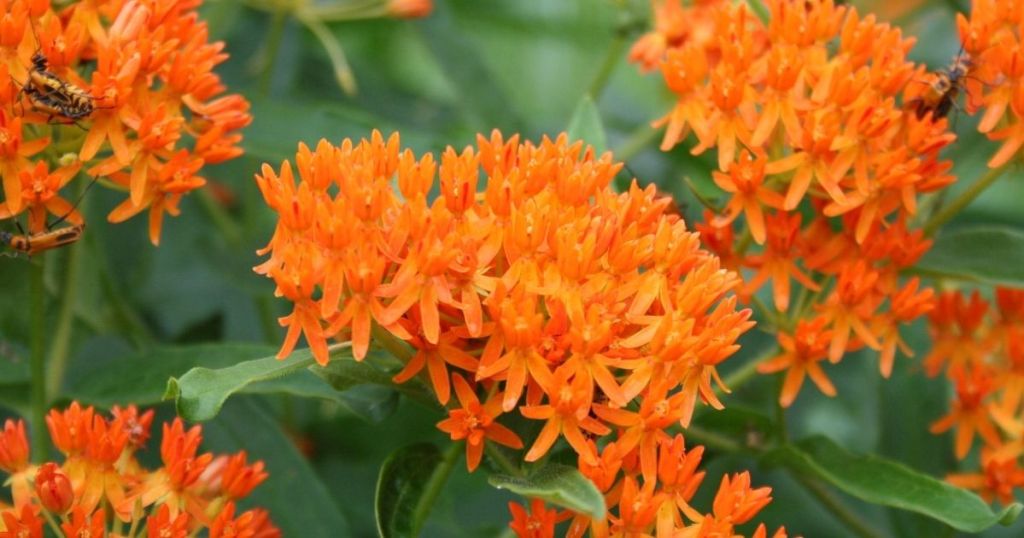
[19,51,96,122]
[909,50,972,120]
[0,223,85,256]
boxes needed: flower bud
[35,462,74,514]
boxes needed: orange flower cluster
[955,0,1024,168]
[0,0,250,244]
[925,288,1024,504]
[633,0,955,406]
[256,131,783,535]
[0,402,277,537]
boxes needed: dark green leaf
[489,463,605,519]
[914,226,1024,287]
[202,397,351,538]
[767,435,1023,533]
[376,443,444,538]
[311,349,436,407]
[68,343,276,407]
[567,95,607,154]
[164,346,319,421]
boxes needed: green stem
[411,441,461,534]
[684,425,743,453]
[197,188,243,248]
[256,295,281,346]
[613,124,660,162]
[743,0,770,24]
[30,253,49,462]
[923,164,1008,235]
[790,472,885,538]
[258,9,289,96]
[718,346,779,396]
[40,508,63,537]
[587,33,626,100]
[485,442,523,477]
[45,187,88,397]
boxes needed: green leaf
[767,435,1023,533]
[201,397,351,538]
[914,226,1024,287]
[164,347,319,421]
[488,463,605,519]
[566,95,607,154]
[312,349,436,407]
[68,343,276,407]
[375,443,444,538]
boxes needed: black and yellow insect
[910,51,972,120]
[18,51,95,122]
[0,224,84,256]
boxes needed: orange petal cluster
[927,287,1024,503]
[0,402,278,537]
[957,0,1024,167]
[0,0,250,244]
[255,131,778,532]
[636,0,956,406]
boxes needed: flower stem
[718,345,778,396]
[411,441,461,534]
[923,164,1008,235]
[587,33,626,100]
[45,185,88,397]
[684,425,743,453]
[613,124,660,162]
[790,472,884,538]
[30,253,49,462]
[485,442,523,477]
[258,8,288,96]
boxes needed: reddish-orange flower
[758,317,837,407]
[437,375,523,471]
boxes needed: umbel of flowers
[0,402,278,537]
[0,0,251,244]
[255,131,784,536]
[925,287,1024,504]
[631,0,960,406]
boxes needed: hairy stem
[411,441,461,534]
[790,472,885,538]
[924,164,1008,235]
[30,253,49,462]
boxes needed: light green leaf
[489,463,605,519]
[567,95,607,154]
[768,435,1023,533]
[914,226,1024,287]
[164,347,319,421]
[376,443,444,538]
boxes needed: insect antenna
[48,175,99,229]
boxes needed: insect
[909,50,972,120]
[20,51,96,122]
[0,223,85,256]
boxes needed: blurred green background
[2,0,1024,536]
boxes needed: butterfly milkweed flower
[632,0,958,406]
[0,0,251,244]
[925,287,1024,500]
[0,402,279,536]
[257,131,783,536]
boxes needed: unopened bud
[35,462,74,514]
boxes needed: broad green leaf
[165,347,319,421]
[202,397,351,538]
[567,95,607,154]
[69,343,276,407]
[312,348,436,407]
[376,443,444,538]
[489,463,605,519]
[914,226,1024,287]
[768,435,1023,533]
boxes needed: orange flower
[0,505,42,538]
[437,375,523,471]
[508,499,565,538]
[0,419,28,474]
[146,504,190,538]
[34,463,73,514]
[930,365,1003,459]
[0,0,249,245]
[60,507,105,538]
[758,317,837,407]
[712,150,783,244]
